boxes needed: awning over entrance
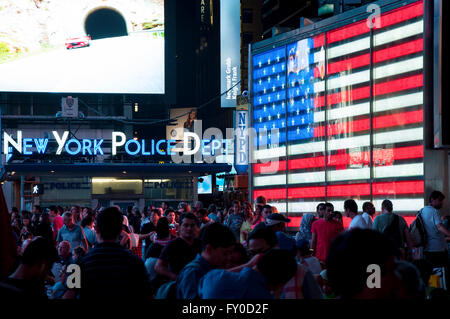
[3,163,232,178]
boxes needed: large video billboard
[0,0,164,94]
[251,0,425,215]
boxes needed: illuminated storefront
[249,0,446,227]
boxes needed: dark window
[242,9,253,24]
[242,32,254,46]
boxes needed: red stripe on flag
[327,54,370,75]
[376,1,423,30]
[328,183,371,197]
[374,74,423,96]
[313,110,422,138]
[373,39,423,63]
[253,188,286,200]
[373,180,424,195]
[327,21,370,45]
[327,86,371,106]
[288,157,326,171]
[314,34,325,48]
[327,1,423,45]
[373,110,423,129]
[288,186,325,198]
[253,161,286,174]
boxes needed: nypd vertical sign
[220,0,240,108]
[235,109,248,174]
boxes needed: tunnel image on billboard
[0,0,164,94]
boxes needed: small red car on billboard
[65,35,91,49]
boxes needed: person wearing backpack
[420,191,450,269]
[373,199,414,260]
[175,223,236,299]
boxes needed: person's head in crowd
[261,205,273,220]
[20,231,33,244]
[20,238,33,255]
[227,243,249,268]
[266,213,290,233]
[362,202,376,216]
[72,246,86,264]
[132,206,140,217]
[393,260,425,299]
[193,201,203,212]
[82,207,93,220]
[207,204,217,214]
[178,202,190,213]
[57,241,71,260]
[232,200,241,215]
[13,237,58,282]
[32,205,42,215]
[95,206,124,242]
[316,203,326,219]
[62,212,75,228]
[56,206,64,216]
[242,202,253,218]
[381,199,393,214]
[22,211,32,227]
[295,238,312,258]
[255,249,297,297]
[255,196,267,207]
[332,211,343,225]
[70,205,81,219]
[326,229,405,299]
[150,209,161,225]
[156,217,170,240]
[429,190,445,209]
[49,206,58,220]
[197,208,210,224]
[201,223,236,268]
[164,209,176,225]
[159,201,168,212]
[38,212,50,226]
[179,213,198,241]
[248,228,278,257]
[344,199,358,219]
[126,205,133,216]
[81,215,94,229]
[254,205,263,219]
[324,203,334,221]
[11,206,19,215]
[12,217,22,231]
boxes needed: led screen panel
[198,175,212,194]
[0,0,164,94]
[251,0,425,215]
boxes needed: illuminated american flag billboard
[251,0,425,220]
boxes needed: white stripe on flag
[374,20,423,47]
[328,135,370,151]
[372,198,424,212]
[373,127,423,145]
[374,92,423,113]
[288,171,325,184]
[374,57,423,80]
[288,141,325,156]
[328,167,370,182]
[327,37,370,60]
[254,146,286,160]
[374,163,423,178]
[254,174,286,187]
[327,70,370,90]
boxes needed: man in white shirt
[362,202,375,229]
[344,199,369,230]
[421,190,450,269]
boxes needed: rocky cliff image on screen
[0,0,164,94]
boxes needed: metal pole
[20,175,24,212]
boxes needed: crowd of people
[1,191,450,300]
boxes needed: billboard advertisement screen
[252,0,425,215]
[0,0,164,94]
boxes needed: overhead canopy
[3,163,232,178]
